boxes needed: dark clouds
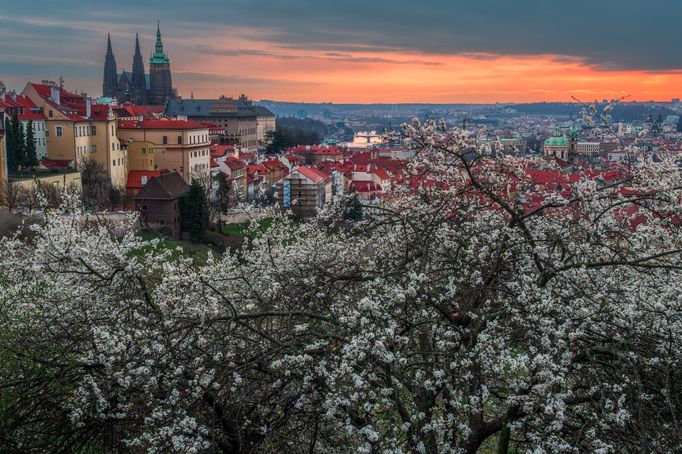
[0,0,678,91]
[108,0,682,71]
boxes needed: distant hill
[259,100,677,123]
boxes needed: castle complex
[102,23,176,105]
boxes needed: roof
[295,166,331,184]
[28,83,111,121]
[114,104,164,118]
[40,159,71,171]
[373,169,390,180]
[127,170,164,189]
[135,172,189,200]
[165,98,275,118]
[351,181,382,193]
[118,118,208,130]
[545,136,569,146]
[225,156,246,171]
[211,145,235,157]
[5,95,46,121]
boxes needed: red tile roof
[225,156,246,171]
[296,166,330,184]
[118,118,208,130]
[351,181,382,193]
[127,170,164,189]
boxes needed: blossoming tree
[1,110,681,453]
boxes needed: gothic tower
[148,22,174,105]
[102,33,118,98]
[131,34,147,104]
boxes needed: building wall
[256,115,276,146]
[191,115,259,150]
[544,144,568,160]
[22,119,48,159]
[11,170,82,191]
[576,142,600,155]
[118,127,210,182]
[276,172,329,217]
[136,197,181,239]
[127,141,157,171]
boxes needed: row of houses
[0,82,276,198]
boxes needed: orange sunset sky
[1,1,681,103]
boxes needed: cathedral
[102,23,176,105]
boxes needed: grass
[131,231,220,266]
[220,218,274,238]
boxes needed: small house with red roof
[127,169,164,197]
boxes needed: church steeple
[148,21,174,105]
[131,33,147,104]
[102,33,118,98]
[150,21,170,65]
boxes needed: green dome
[544,136,569,146]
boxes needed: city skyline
[2,1,682,103]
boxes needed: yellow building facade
[126,141,157,171]
[117,119,210,182]
[22,83,127,188]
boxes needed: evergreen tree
[265,129,286,154]
[343,193,364,222]
[4,116,14,173]
[180,179,208,241]
[9,112,25,172]
[24,120,38,168]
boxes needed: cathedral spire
[131,33,147,104]
[103,33,118,98]
[150,21,169,64]
[106,33,114,56]
[134,33,142,58]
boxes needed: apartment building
[117,118,210,182]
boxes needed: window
[91,144,97,153]
[91,126,96,136]
[163,136,168,144]
[56,126,63,137]
[49,110,53,118]
[141,204,148,211]
[177,136,182,144]
[111,125,114,135]
[112,143,115,151]
[112,159,116,166]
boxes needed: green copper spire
[150,21,170,65]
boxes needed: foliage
[266,118,333,153]
[24,120,38,168]
[1,109,682,452]
[341,193,364,222]
[5,112,26,173]
[180,179,209,241]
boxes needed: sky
[1,0,681,103]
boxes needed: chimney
[50,86,60,105]
[85,98,92,119]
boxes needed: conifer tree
[24,120,38,168]
[4,116,14,173]
[180,179,208,241]
[9,112,25,172]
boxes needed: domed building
[543,127,578,161]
